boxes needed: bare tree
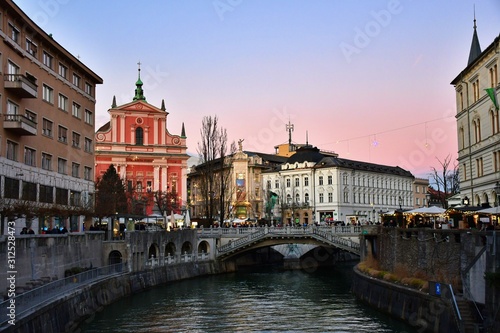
[430,155,459,209]
[196,115,235,224]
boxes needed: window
[26,37,37,57]
[490,64,498,87]
[72,102,81,118]
[274,179,279,189]
[84,137,92,152]
[22,181,37,201]
[491,110,499,135]
[56,187,68,205]
[304,193,309,203]
[24,147,36,166]
[72,163,80,178]
[328,175,333,185]
[328,192,333,202]
[343,174,348,185]
[494,151,500,173]
[58,63,67,79]
[43,51,53,69]
[58,126,67,143]
[58,94,68,112]
[58,158,67,174]
[286,178,290,187]
[473,119,481,143]
[476,157,483,177]
[6,100,19,116]
[4,178,19,199]
[319,193,324,203]
[416,185,420,193]
[39,185,53,203]
[43,84,53,103]
[304,177,309,186]
[70,191,81,206]
[42,153,52,170]
[42,118,53,137]
[7,61,19,78]
[472,79,480,102]
[25,110,37,123]
[72,132,80,148]
[84,109,93,125]
[295,193,300,203]
[72,74,80,88]
[9,23,19,43]
[294,177,299,187]
[462,163,467,181]
[319,176,323,186]
[85,82,92,95]
[84,166,92,181]
[136,127,143,145]
[6,140,18,161]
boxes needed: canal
[79,264,418,332]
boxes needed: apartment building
[0,1,103,234]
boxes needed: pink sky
[15,0,500,178]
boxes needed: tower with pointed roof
[95,66,189,217]
[451,16,500,209]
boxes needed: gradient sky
[14,0,500,178]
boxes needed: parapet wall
[0,233,104,294]
[351,266,459,333]
[2,260,235,333]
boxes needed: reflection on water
[79,264,417,333]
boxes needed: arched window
[304,193,309,203]
[136,127,144,145]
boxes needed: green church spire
[133,61,146,101]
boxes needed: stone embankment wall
[0,233,104,294]
[4,260,234,333]
[351,266,459,333]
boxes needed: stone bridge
[198,225,362,260]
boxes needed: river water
[78,264,418,333]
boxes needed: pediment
[110,100,167,114]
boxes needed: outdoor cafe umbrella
[404,206,446,215]
[477,206,500,215]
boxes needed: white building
[451,20,500,207]
[262,145,414,225]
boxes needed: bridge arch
[165,242,176,257]
[197,240,210,255]
[108,250,122,265]
[181,241,193,255]
[148,243,159,259]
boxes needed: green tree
[95,164,128,220]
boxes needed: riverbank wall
[351,265,459,333]
[2,260,235,333]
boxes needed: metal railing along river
[0,263,124,327]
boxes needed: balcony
[4,74,38,98]
[3,114,37,136]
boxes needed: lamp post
[425,192,431,207]
[462,196,470,207]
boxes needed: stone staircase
[455,298,482,333]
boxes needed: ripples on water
[79,265,417,333]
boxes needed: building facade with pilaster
[95,71,189,217]
[451,20,500,207]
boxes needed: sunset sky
[14,0,500,178]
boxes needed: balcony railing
[4,74,38,98]
[3,113,37,136]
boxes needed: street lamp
[425,192,431,207]
[462,196,470,207]
[398,196,402,210]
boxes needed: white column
[154,117,159,145]
[112,115,118,142]
[181,166,188,204]
[120,115,126,143]
[153,166,160,191]
[161,166,168,192]
[144,126,149,145]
